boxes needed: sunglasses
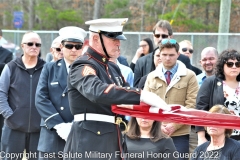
[161,39,177,45]
[23,42,41,47]
[54,48,61,52]
[154,34,169,39]
[182,48,194,54]
[225,61,240,68]
[64,44,82,50]
[100,31,122,38]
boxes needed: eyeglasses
[161,39,177,45]
[23,42,41,47]
[54,48,61,52]
[225,61,240,68]
[64,44,83,50]
[154,34,169,39]
[182,48,194,54]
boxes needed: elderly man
[45,36,63,62]
[35,27,87,160]
[63,18,169,160]
[197,47,218,87]
[179,40,202,75]
[0,31,45,160]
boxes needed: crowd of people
[0,17,239,160]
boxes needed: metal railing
[2,30,240,67]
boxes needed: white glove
[54,123,72,141]
[140,90,171,111]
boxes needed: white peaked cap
[85,18,128,32]
[59,26,87,43]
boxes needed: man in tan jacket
[144,39,199,160]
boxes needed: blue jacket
[35,59,73,153]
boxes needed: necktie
[166,71,171,85]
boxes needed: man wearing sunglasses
[179,40,202,76]
[144,39,198,160]
[63,18,170,160]
[45,36,63,62]
[35,26,87,160]
[133,20,192,87]
[0,31,45,159]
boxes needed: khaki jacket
[144,60,199,137]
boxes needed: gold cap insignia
[102,58,106,62]
[217,82,222,86]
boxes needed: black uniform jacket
[64,47,141,159]
[35,59,73,153]
[68,47,141,116]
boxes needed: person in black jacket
[133,20,192,87]
[0,29,13,151]
[0,31,45,160]
[0,29,13,65]
[196,49,240,145]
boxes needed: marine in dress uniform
[63,18,170,160]
[35,26,87,160]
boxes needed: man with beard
[197,47,218,86]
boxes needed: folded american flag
[112,102,240,129]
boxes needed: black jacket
[68,47,141,115]
[191,137,240,160]
[195,75,225,132]
[0,46,13,75]
[0,57,45,132]
[64,47,141,157]
[133,50,192,87]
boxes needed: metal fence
[2,30,240,68]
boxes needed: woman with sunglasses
[196,49,240,146]
[130,38,154,72]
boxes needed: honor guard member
[35,26,87,160]
[63,18,170,160]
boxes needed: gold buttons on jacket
[62,94,65,97]
[97,131,100,135]
[60,107,64,110]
